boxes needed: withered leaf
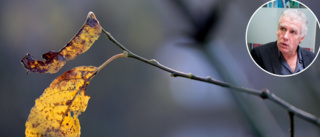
[22,51,67,74]
[25,66,97,137]
[21,11,102,74]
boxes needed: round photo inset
[246,0,320,77]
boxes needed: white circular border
[245,0,320,77]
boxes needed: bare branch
[102,28,320,127]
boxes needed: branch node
[206,76,212,80]
[260,89,270,99]
[123,51,129,58]
[187,73,194,78]
[171,73,178,77]
[150,59,159,65]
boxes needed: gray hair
[278,9,308,38]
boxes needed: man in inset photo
[251,9,316,75]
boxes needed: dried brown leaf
[21,11,102,74]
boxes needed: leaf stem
[95,53,126,74]
[101,28,320,127]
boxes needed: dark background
[0,0,320,136]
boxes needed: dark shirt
[278,46,304,75]
[251,41,316,75]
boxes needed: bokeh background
[1,0,320,136]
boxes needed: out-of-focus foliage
[21,12,101,74]
[25,66,96,137]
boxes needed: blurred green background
[1,0,320,136]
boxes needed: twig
[289,111,294,137]
[101,28,320,127]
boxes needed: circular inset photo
[246,0,320,77]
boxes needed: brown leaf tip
[21,53,33,73]
[87,11,97,20]
[86,11,100,27]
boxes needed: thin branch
[102,28,320,127]
[289,111,294,137]
[102,29,131,52]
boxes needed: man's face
[276,16,305,55]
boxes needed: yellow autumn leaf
[59,11,102,60]
[21,11,102,74]
[25,66,97,137]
